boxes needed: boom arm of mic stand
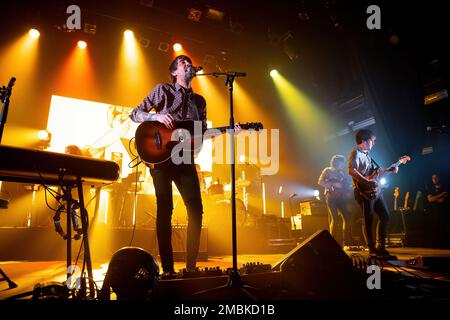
[195,72,247,78]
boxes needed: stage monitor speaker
[272,229,366,299]
[100,247,159,300]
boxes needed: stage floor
[1,247,450,300]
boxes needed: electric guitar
[134,120,263,164]
[356,155,411,200]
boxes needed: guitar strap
[370,157,381,171]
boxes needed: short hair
[330,155,345,168]
[169,55,192,83]
[355,129,375,144]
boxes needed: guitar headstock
[240,122,263,131]
[394,186,399,198]
[398,155,411,164]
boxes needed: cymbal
[198,171,213,177]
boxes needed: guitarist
[348,129,399,258]
[129,55,241,277]
[318,155,352,248]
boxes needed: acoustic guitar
[134,120,263,164]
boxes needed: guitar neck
[380,159,403,175]
[202,126,232,139]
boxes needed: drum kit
[198,167,257,228]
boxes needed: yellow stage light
[38,130,50,141]
[173,43,182,52]
[270,69,278,77]
[124,30,134,39]
[28,29,40,39]
[77,41,87,49]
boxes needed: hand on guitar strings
[234,122,242,134]
[154,113,175,129]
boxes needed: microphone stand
[194,71,256,299]
[0,77,18,289]
[0,77,16,144]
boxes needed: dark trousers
[150,163,203,272]
[354,190,390,250]
[326,195,351,246]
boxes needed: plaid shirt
[129,82,207,131]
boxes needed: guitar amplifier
[301,215,329,239]
[169,225,208,261]
[297,201,329,238]
[299,200,327,216]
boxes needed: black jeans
[150,162,203,272]
[325,195,351,246]
[354,189,390,251]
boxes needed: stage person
[318,155,352,247]
[348,129,399,258]
[426,174,448,206]
[426,174,449,247]
[129,55,241,276]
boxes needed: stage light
[278,186,283,194]
[380,178,386,185]
[158,42,170,53]
[124,30,134,39]
[173,43,182,52]
[28,29,40,39]
[313,190,320,197]
[270,69,278,77]
[239,155,246,163]
[38,130,50,141]
[77,41,87,49]
[139,37,151,48]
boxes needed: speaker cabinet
[273,229,366,299]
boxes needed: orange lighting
[28,29,40,39]
[77,41,87,49]
[52,42,97,100]
[173,43,182,52]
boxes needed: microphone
[187,65,203,74]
